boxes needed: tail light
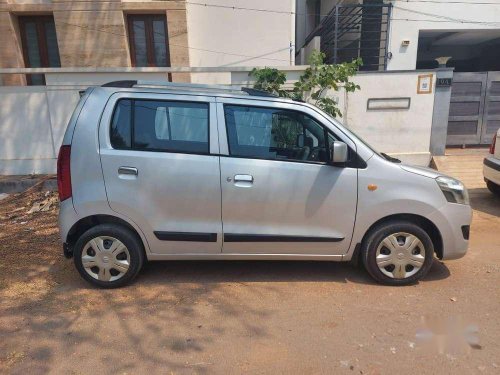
[57,145,72,201]
[490,134,497,154]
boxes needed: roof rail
[102,80,137,88]
[101,80,278,98]
[240,87,277,97]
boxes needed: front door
[217,100,358,255]
[99,92,222,255]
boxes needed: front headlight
[436,176,469,205]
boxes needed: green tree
[249,51,362,118]
[249,67,289,98]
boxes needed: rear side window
[110,99,132,149]
[110,99,209,154]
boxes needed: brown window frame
[18,15,60,85]
[127,14,171,68]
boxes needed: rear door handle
[234,174,253,183]
[118,166,138,175]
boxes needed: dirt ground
[0,183,499,374]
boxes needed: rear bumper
[483,156,500,185]
[427,202,472,260]
[58,198,78,243]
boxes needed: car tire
[486,180,500,197]
[361,221,434,286]
[73,224,145,288]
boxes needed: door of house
[483,72,500,144]
[447,72,500,146]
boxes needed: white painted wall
[387,1,500,70]
[0,86,80,175]
[186,0,295,84]
[343,71,436,165]
[0,68,437,174]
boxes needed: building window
[19,15,61,85]
[127,15,170,67]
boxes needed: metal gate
[447,72,500,145]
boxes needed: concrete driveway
[0,182,499,374]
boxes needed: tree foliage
[249,51,362,118]
[249,67,289,98]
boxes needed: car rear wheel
[486,180,500,197]
[73,224,144,288]
[361,221,434,285]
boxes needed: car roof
[98,80,300,104]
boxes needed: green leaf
[250,51,362,118]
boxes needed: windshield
[317,109,380,154]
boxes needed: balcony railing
[305,3,392,71]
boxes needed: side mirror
[330,141,348,164]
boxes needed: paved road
[0,187,499,374]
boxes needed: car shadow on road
[137,258,450,286]
[468,188,500,217]
[0,259,451,374]
[424,260,451,282]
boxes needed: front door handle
[234,174,253,183]
[118,166,138,176]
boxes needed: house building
[0,0,295,85]
[0,0,499,175]
[296,0,500,71]
[295,0,500,146]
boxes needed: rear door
[99,92,222,255]
[217,98,358,256]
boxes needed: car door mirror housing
[330,141,348,164]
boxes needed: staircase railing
[306,3,392,71]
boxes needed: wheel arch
[65,214,148,258]
[360,213,444,260]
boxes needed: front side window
[19,15,61,85]
[224,105,329,163]
[110,99,209,154]
[127,15,170,67]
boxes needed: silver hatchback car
[58,81,472,288]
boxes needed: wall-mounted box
[367,97,411,110]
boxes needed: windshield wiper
[381,153,401,163]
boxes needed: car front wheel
[361,221,434,285]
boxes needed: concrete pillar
[430,68,454,156]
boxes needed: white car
[484,129,500,196]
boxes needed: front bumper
[483,156,500,185]
[427,202,472,260]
